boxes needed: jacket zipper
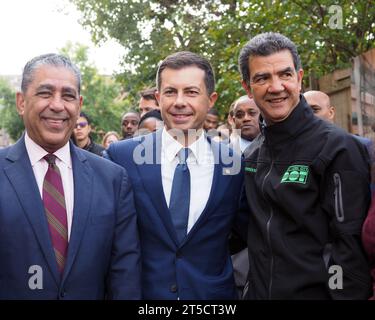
[260,143,274,299]
[333,173,344,222]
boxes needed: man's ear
[241,80,253,98]
[16,92,25,116]
[297,69,304,92]
[329,106,336,122]
[79,95,83,109]
[155,91,161,105]
[208,92,218,109]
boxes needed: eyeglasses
[75,122,88,129]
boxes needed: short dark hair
[207,108,219,117]
[239,32,302,85]
[156,51,215,95]
[139,109,163,127]
[21,53,81,94]
[140,87,158,103]
[121,110,140,122]
[79,111,91,125]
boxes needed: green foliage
[71,0,375,118]
[59,42,131,141]
[0,78,24,141]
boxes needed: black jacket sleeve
[319,133,372,299]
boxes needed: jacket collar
[263,94,316,146]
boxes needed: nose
[49,94,65,111]
[243,112,253,122]
[268,77,285,93]
[174,92,186,108]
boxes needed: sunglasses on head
[75,122,88,129]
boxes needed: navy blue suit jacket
[0,137,141,299]
[106,130,244,299]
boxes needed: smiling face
[242,50,303,125]
[16,65,82,153]
[156,66,218,135]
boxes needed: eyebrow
[252,67,295,80]
[36,84,78,95]
[163,86,201,91]
[278,67,294,75]
[184,86,200,91]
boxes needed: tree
[0,78,24,141]
[59,42,131,141]
[71,0,375,117]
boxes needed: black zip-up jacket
[244,95,372,299]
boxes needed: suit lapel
[62,144,93,281]
[181,138,232,245]
[136,131,179,246]
[4,137,60,285]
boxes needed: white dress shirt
[25,132,74,240]
[161,128,215,233]
[239,137,252,153]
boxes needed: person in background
[102,131,120,149]
[203,108,220,131]
[304,90,335,123]
[72,111,105,156]
[137,109,164,135]
[304,90,374,157]
[230,95,261,154]
[121,111,140,140]
[139,87,159,117]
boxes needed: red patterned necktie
[43,154,68,274]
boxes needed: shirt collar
[162,127,209,165]
[25,131,72,168]
[240,137,252,152]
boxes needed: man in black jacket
[238,32,372,299]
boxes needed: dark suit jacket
[0,137,141,299]
[106,130,244,299]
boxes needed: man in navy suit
[106,51,246,299]
[0,54,141,299]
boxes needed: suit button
[60,291,66,298]
[170,284,178,293]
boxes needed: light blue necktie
[169,148,191,243]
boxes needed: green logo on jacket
[281,165,309,184]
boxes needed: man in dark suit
[0,53,141,299]
[106,51,245,299]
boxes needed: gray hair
[238,32,302,86]
[156,51,215,96]
[21,53,81,94]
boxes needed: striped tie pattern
[43,154,68,274]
